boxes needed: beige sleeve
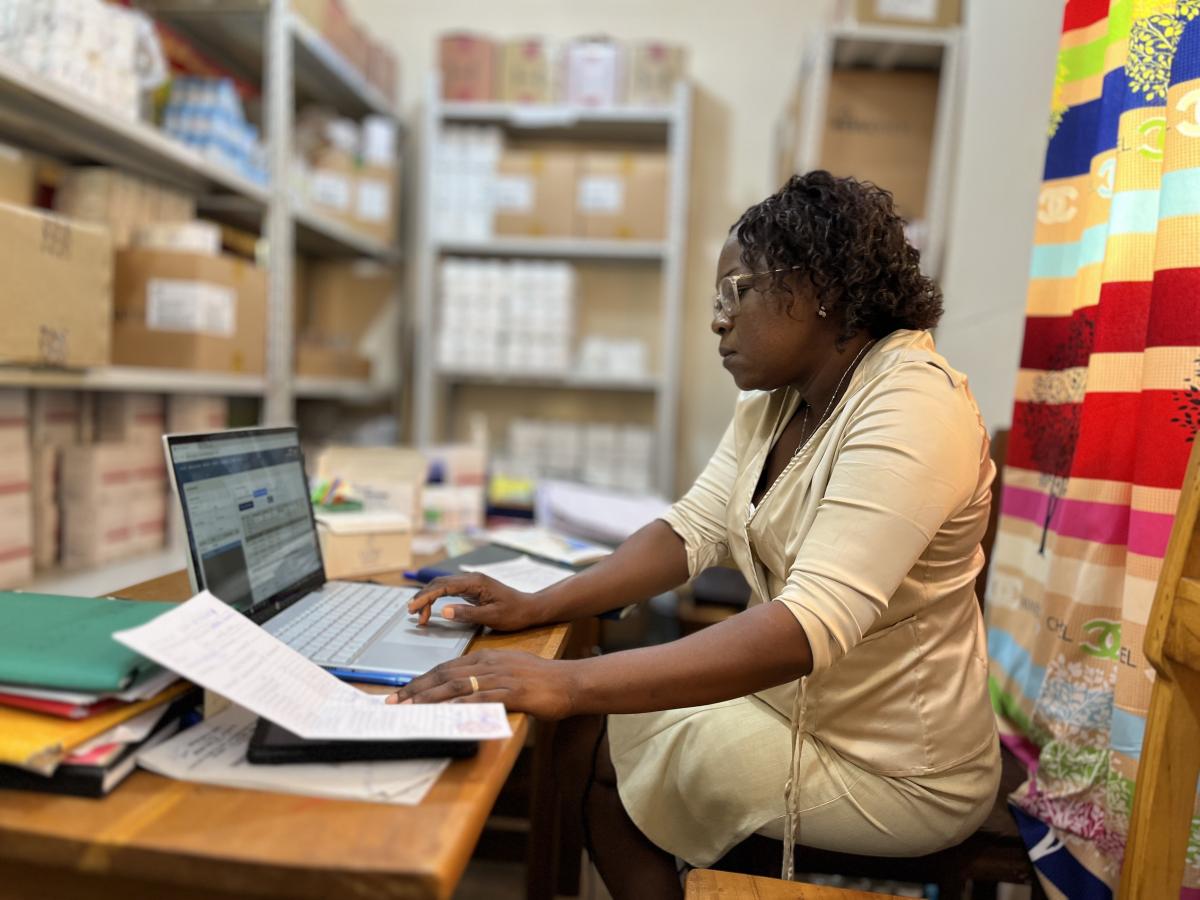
[776,364,983,674]
[660,416,737,578]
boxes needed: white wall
[936,1,1062,435]
[349,0,1061,487]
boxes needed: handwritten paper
[139,705,449,805]
[114,591,511,742]
[461,555,575,593]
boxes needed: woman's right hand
[407,573,546,632]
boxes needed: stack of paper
[534,480,670,545]
[139,705,449,806]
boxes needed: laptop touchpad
[355,597,475,671]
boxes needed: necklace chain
[793,340,876,457]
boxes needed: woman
[390,171,1001,897]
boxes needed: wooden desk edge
[0,568,575,900]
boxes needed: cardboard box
[295,341,372,380]
[575,151,668,240]
[0,492,33,589]
[305,260,396,349]
[59,440,166,567]
[367,40,399,104]
[32,449,58,571]
[627,43,686,106]
[818,69,939,219]
[167,395,228,434]
[499,39,551,103]
[352,164,397,244]
[563,38,624,107]
[494,148,576,237]
[55,168,196,249]
[853,0,960,28]
[61,486,166,568]
[314,446,426,526]
[59,442,166,500]
[31,390,84,446]
[112,249,267,374]
[315,511,412,579]
[95,393,166,445]
[0,203,112,368]
[0,143,35,206]
[439,33,495,101]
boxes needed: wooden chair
[1119,439,1200,899]
[685,869,905,899]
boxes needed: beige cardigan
[660,329,997,874]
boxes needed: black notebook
[246,717,479,765]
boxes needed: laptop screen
[167,428,324,615]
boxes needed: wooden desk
[0,568,574,900]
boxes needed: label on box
[356,179,391,222]
[146,279,236,337]
[873,0,938,21]
[493,175,535,212]
[577,176,624,213]
[311,170,351,211]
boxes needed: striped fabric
[985,0,1200,896]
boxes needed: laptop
[163,426,475,682]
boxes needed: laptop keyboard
[273,582,411,665]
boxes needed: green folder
[0,592,176,693]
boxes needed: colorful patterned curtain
[985,0,1200,896]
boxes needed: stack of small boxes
[161,78,269,187]
[0,0,163,120]
[60,394,167,569]
[0,391,33,589]
[503,418,654,494]
[431,127,668,243]
[437,259,574,376]
[439,34,687,107]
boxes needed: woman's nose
[711,314,730,336]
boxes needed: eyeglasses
[711,266,804,320]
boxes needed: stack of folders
[0,592,195,797]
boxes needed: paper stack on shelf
[534,479,670,546]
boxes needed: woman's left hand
[385,649,579,721]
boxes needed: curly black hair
[733,170,942,345]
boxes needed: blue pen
[325,667,412,687]
[403,566,454,583]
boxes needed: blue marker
[325,667,412,687]
[403,566,454,583]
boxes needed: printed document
[113,591,511,742]
[139,705,448,805]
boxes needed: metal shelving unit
[775,21,963,277]
[0,1,403,418]
[438,370,663,393]
[413,78,692,494]
[0,1,403,593]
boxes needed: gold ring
[468,675,480,694]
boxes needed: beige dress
[608,329,1001,872]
